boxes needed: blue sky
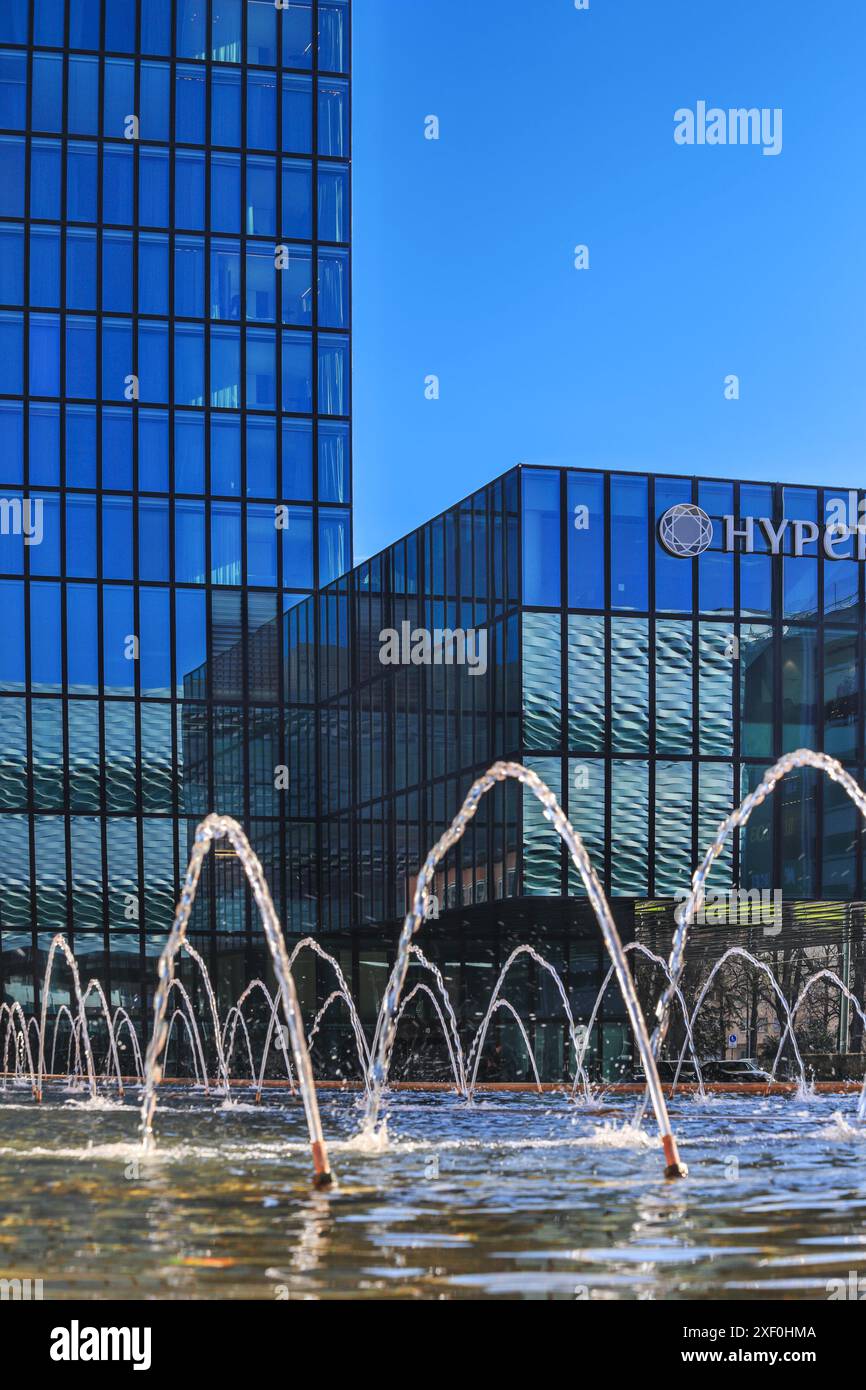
[351,0,866,561]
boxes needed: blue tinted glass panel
[175,324,205,407]
[31,313,62,396]
[0,311,23,393]
[175,500,206,582]
[141,62,171,141]
[318,249,348,329]
[0,137,25,217]
[176,66,206,143]
[281,332,312,412]
[175,151,206,229]
[104,59,135,137]
[103,587,135,691]
[69,0,100,48]
[0,225,23,304]
[175,237,206,317]
[282,507,313,588]
[67,142,98,221]
[0,52,27,130]
[29,227,60,306]
[247,329,276,408]
[212,0,242,61]
[0,581,24,688]
[319,3,349,72]
[247,157,276,235]
[282,76,313,152]
[66,228,97,309]
[34,0,64,44]
[29,583,61,688]
[140,410,169,492]
[211,415,241,495]
[611,474,648,611]
[66,586,98,693]
[178,0,208,58]
[140,587,171,694]
[282,1,312,66]
[103,145,134,224]
[318,79,349,156]
[0,403,23,483]
[106,0,136,51]
[212,69,241,146]
[282,159,312,237]
[247,418,276,497]
[102,319,133,401]
[103,497,134,579]
[29,139,59,218]
[68,55,99,135]
[175,414,205,492]
[211,502,242,584]
[140,500,170,581]
[247,506,278,586]
[33,54,63,131]
[522,470,560,606]
[249,0,277,64]
[567,471,604,608]
[29,405,58,486]
[102,408,133,488]
[211,154,241,232]
[248,72,277,149]
[282,420,312,499]
[66,407,97,486]
[175,588,207,693]
[140,148,170,227]
[0,7,29,42]
[142,0,172,54]
[319,421,349,503]
[66,496,97,578]
[318,336,348,414]
[654,477,693,611]
[319,509,350,586]
[318,166,349,242]
[103,230,133,312]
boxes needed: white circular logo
[658,503,713,558]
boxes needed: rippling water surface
[1,1087,865,1299]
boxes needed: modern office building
[267,464,866,1078]
[0,1,351,1023]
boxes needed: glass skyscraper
[0,2,351,1025]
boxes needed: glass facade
[0,1,351,1026]
[523,466,863,903]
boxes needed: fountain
[3,750,866,1195]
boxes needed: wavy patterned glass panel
[567,756,605,895]
[522,756,562,896]
[655,619,692,755]
[697,760,733,889]
[0,697,26,811]
[610,759,648,896]
[740,623,774,757]
[71,815,103,928]
[654,760,692,897]
[568,614,605,752]
[611,618,648,753]
[0,813,30,928]
[698,622,734,756]
[522,612,561,751]
[739,763,773,891]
